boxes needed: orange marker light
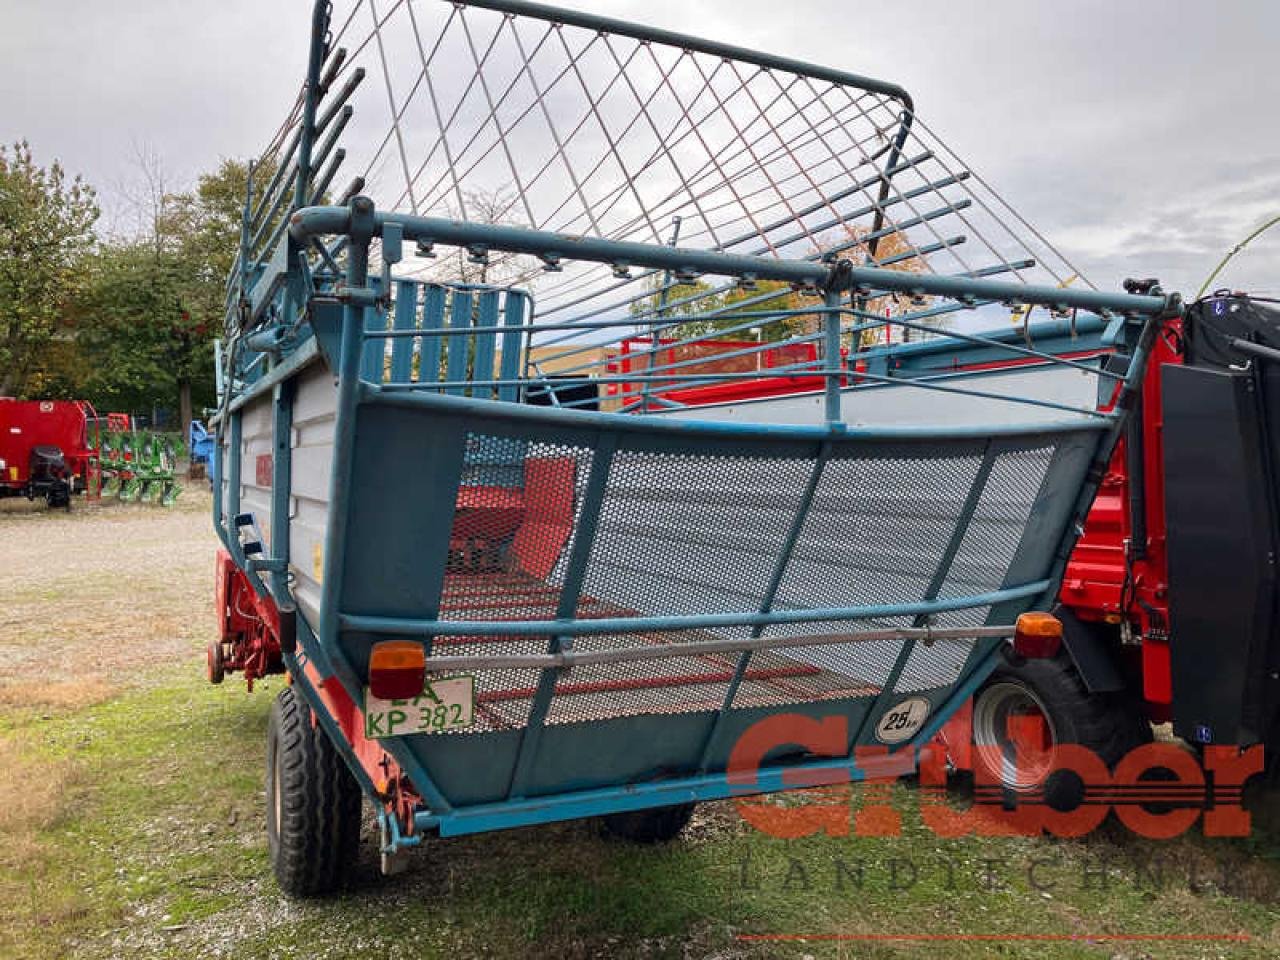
[368,640,427,700]
[1012,611,1063,659]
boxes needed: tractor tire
[207,640,225,685]
[266,685,363,897]
[600,802,696,843]
[972,652,1151,810]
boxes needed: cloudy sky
[3,0,1277,299]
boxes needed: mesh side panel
[545,631,734,725]
[931,446,1056,626]
[577,451,813,626]
[440,433,593,621]
[892,639,975,694]
[892,445,1055,693]
[733,453,982,706]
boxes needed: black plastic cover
[1163,360,1280,750]
[1185,295,1280,368]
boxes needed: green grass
[3,671,1277,960]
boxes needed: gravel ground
[0,491,216,692]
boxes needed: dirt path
[0,492,217,701]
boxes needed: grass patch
[2,670,1277,960]
[1,496,1277,958]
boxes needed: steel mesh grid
[722,453,981,706]
[439,433,593,621]
[931,446,1056,623]
[544,630,736,725]
[575,450,814,626]
[892,444,1055,693]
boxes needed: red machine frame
[0,398,101,500]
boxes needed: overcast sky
[3,0,1277,298]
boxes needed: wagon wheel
[972,651,1151,810]
[207,640,225,685]
[266,686,363,896]
[599,802,696,844]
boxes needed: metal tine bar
[306,104,354,198]
[811,198,974,265]
[958,259,1035,279]
[250,105,354,266]
[531,235,957,371]
[419,284,446,386]
[798,78,977,277]
[248,124,302,233]
[317,44,349,94]
[389,280,418,383]
[531,142,934,323]
[530,149,938,329]
[911,111,1091,288]
[445,289,473,396]
[832,89,1030,283]
[308,147,346,206]
[314,65,366,139]
[777,72,960,278]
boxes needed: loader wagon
[210,0,1177,895]
[0,398,98,508]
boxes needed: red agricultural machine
[0,398,99,509]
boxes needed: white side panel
[289,361,338,627]
[653,364,1100,428]
[239,396,275,550]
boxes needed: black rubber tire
[265,686,364,897]
[973,652,1151,809]
[207,640,225,685]
[600,802,696,843]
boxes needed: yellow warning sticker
[312,542,324,583]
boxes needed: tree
[70,157,264,432]
[440,184,535,286]
[0,141,99,396]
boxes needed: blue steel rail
[213,0,1181,847]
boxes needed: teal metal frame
[212,0,1181,847]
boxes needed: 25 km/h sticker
[874,697,931,744]
[364,676,476,738]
